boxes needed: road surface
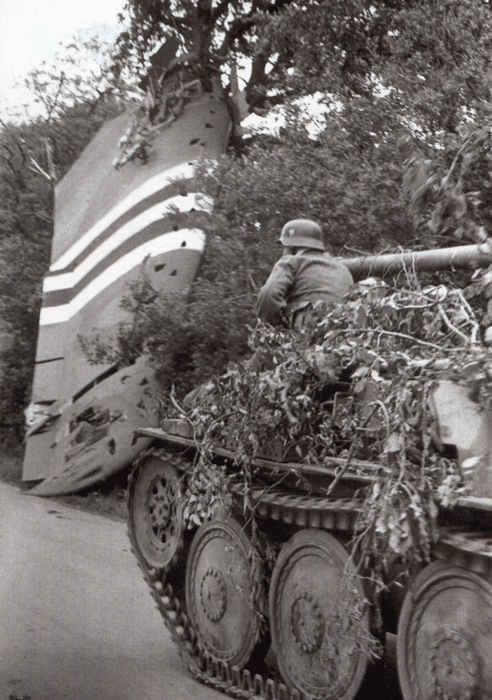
[0,481,224,700]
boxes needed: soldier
[257,219,354,328]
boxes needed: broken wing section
[23,84,231,494]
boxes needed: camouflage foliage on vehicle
[164,273,492,592]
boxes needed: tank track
[126,448,492,700]
[433,528,492,582]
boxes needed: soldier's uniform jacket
[257,249,354,327]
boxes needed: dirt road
[0,481,224,700]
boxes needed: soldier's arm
[257,258,295,326]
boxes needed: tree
[113,0,492,223]
[114,1,492,118]
[114,0,298,111]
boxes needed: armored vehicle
[126,243,492,700]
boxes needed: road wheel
[397,560,492,700]
[185,515,266,669]
[127,455,184,571]
[269,529,369,700]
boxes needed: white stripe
[40,228,206,326]
[51,162,196,272]
[44,193,212,293]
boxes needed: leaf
[352,366,370,379]
[384,432,403,454]
[354,305,368,327]
[370,369,384,382]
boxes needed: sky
[0,0,126,116]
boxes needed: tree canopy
[114,0,492,122]
[111,0,492,254]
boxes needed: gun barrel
[342,242,492,281]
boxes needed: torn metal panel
[25,359,160,495]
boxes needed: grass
[0,436,24,484]
[55,474,128,521]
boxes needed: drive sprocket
[127,453,184,571]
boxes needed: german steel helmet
[279,219,324,250]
